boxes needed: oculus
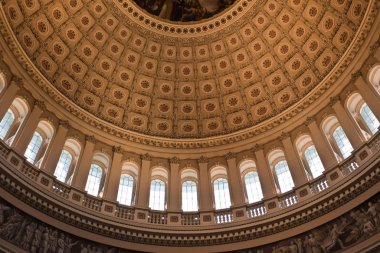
[133,0,235,22]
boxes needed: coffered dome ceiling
[3,0,370,139]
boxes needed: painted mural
[132,0,235,22]
[0,193,380,253]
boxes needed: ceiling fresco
[132,0,235,22]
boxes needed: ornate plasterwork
[0,0,378,149]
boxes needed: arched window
[182,180,198,212]
[360,103,379,134]
[24,132,43,163]
[54,150,72,182]
[213,178,231,209]
[346,92,379,138]
[149,179,166,210]
[332,126,353,159]
[240,160,263,204]
[117,174,134,206]
[244,172,263,203]
[0,109,14,140]
[24,120,55,166]
[322,116,354,162]
[0,72,6,94]
[274,160,294,193]
[295,135,325,179]
[304,146,324,178]
[181,168,198,212]
[368,64,380,94]
[54,139,82,185]
[85,164,103,196]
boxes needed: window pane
[54,150,73,182]
[85,164,103,196]
[117,174,134,206]
[182,181,198,212]
[24,132,43,163]
[244,172,263,203]
[360,104,380,135]
[149,179,166,210]
[305,146,324,178]
[213,178,231,209]
[332,126,353,159]
[274,160,294,193]
[0,110,14,140]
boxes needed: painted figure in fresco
[57,234,65,253]
[64,237,79,253]
[366,201,380,226]
[325,224,345,252]
[0,203,11,224]
[31,225,44,253]
[21,222,37,250]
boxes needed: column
[306,117,337,170]
[12,100,44,154]
[330,96,364,149]
[198,156,213,211]
[102,146,123,201]
[225,153,245,206]
[0,80,21,121]
[280,133,308,186]
[71,135,96,191]
[254,146,277,198]
[135,154,151,208]
[42,120,70,175]
[355,76,380,120]
[168,157,180,212]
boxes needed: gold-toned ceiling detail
[3,0,369,138]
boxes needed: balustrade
[279,192,298,208]
[148,211,168,224]
[340,157,359,176]
[214,209,233,224]
[115,205,135,220]
[247,203,267,218]
[51,181,70,199]
[181,213,200,225]
[310,177,329,194]
[82,196,102,212]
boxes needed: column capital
[59,120,70,129]
[305,116,316,126]
[225,152,236,160]
[253,143,264,152]
[351,70,363,81]
[170,156,180,164]
[198,156,208,164]
[141,153,152,161]
[85,135,96,143]
[10,76,23,88]
[279,131,291,141]
[329,96,341,107]
[34,100,46,110]
[112,146,123,154]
